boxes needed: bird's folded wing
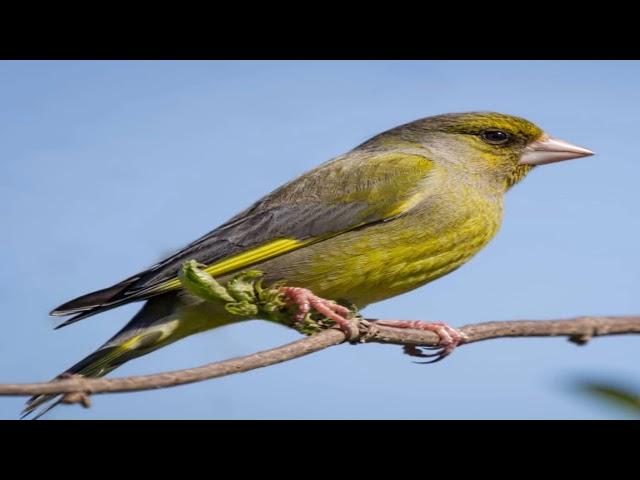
[52,151,433,325]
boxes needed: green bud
[226,270,263,303]
[179,260,235,303]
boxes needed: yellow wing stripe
[144,193,423,297]
[148,237,317,294]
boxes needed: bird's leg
[279,287,359,340]
[374,320,462,363]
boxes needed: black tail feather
[53,300,128,329]
[21,347,122,419]
[50,277,139,316]
[24,296,178,419]
[49,277,143,328]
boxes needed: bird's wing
[52,151,433,326]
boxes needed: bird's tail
[23,293,230,419]
[22,346,137,419]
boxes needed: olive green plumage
[25,112,549,417]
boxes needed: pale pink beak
[520,134,594,166]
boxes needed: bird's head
[366,111,594,191]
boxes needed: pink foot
[374,320,462,363]
[280,287,357,339]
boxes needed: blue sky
[0,60,638,419]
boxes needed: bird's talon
[403,344,438,357]
[417,350,446,358]
[280,287,357,339]
[378,320,461,362]
[413,354,447,365]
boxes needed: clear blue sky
[0,60,638,419]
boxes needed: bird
[23,111,594,418]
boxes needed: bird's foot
[280,287,358,339]
[374,320,462,363]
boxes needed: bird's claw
[403,344,453,364]
[378,320,462,363]
[280,287,358,339]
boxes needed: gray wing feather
[129,201,374,292]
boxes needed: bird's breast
[264,188,503,307]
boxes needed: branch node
[569,334,592,346]
[568,316,602,345]
[61,391,92,408]
[349,317,376,344]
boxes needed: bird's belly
[259,206,501,307]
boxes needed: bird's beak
[519,134,595,166]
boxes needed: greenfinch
[24,111,593,417]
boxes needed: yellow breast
[262,187,503,308]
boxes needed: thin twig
[0,315,638,398]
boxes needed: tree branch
[1,315,638,399]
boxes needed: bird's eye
[481,130,510,145]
